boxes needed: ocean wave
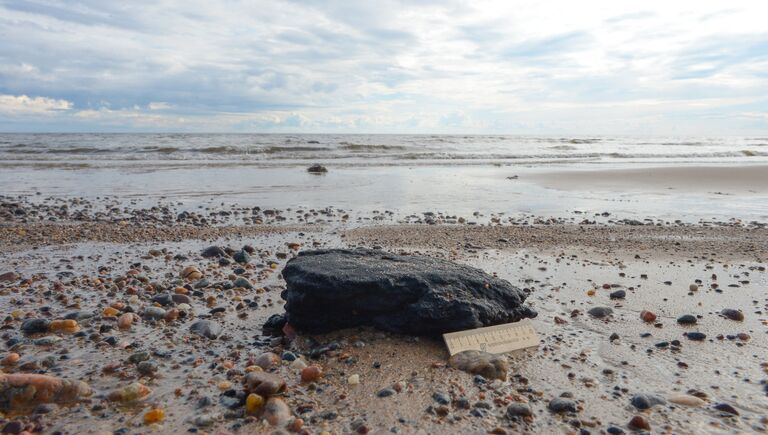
[262,146,333,153]
[339,142,407,151]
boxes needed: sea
[1,133,766,221]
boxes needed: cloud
[0,0,767,133]
[0,94,73,114]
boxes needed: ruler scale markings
[442,319,540,356]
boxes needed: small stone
[348,374,360,385]
[377,388,396,398]
[2,353,20,366]
[640,310,656,323]
[721,309,744,321]
[713,403,739,415]
[118,313,136,329]
[48,319,79,333]
[685,332,707,341]
[0,271,20,282]
[245,393,265,414]
[677,314,697,325]
[548,397,577,413]
[189,320,221,339]
[232,251,250,264]
[628,415,650,431]
[432,391,450,405]
[630,393,665,410]
[181,266,202,280]
[290,359,307,371]
[609,290,626,300]
[21,318,50,334]
[233,277,253,289]
[244,371,286,396]
[143,408,165,424]
[448,350,508,381]
[307,164,328,173]
[263,397,291,426]
[668,394,705,407]
[108,382,151,402]
[201,246,227,258]
[588,307,612,318]
[301,365,322,383]
[689,284,698,292]
[255,352,280,370]
[506,403,533,418]
[143,306,166,320]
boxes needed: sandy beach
[1,196,766,434]
[526,165,768,195]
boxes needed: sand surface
[0,209,766,434]
[526,165,768,194]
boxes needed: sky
[0,0,767,134]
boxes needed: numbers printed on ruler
[442,319,540,356]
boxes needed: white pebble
[348,374,360,385]
[290,358,307,370]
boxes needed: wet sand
[526,165,768,194]
[0,205,766,434]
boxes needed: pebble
[377,388,396,398]
[628,415,650,431]
[640,310,657,323]
[301,365,323,383]
[244,371,286,396]
[255,352,280,370]
[432,391,450,405]
[348,374,360,385]
[21,318,50,334]
[685,332,707,341]
[233,277,253,289]
[263,397,291,426]
[181,265,202,280]
[1,353,20,366]
[713,403,739,415]
[245,393,265,414]
[677,314,697,325]
[609,290,626,300]
[143,408,165,424]
[201,246,227,258]
[143,306,166,320]
[290,359,307,371]
[588,307,613,318]
[448,350,508,381]
[668,394,705,407]
[721,308,744,321]
[233,250,250,264]
[108,382,151,402]
[117,313,136,329]
[630,393,665,410]
[189,320,221,339]
[48,319,79,333]
[689,284,699,291]
[506,403,533,418]
[548,397,577,413]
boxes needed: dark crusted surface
[281,248,536,335]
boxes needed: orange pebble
[103,307,119,317]
[300,365,322,383]
[2,352,20,366]
[143,407,165,424]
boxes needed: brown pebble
[640,310,657,323]
[628,415,651,431]
[300,365,322,383]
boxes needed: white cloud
[0,94,73,114]
[148,102,172,110]
[0,0,767,132]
